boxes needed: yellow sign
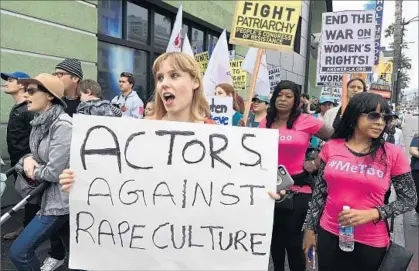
[230,1,302,50]
[194,52,209,75]
[229,59,247,92]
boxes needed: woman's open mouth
[162,92,176,105]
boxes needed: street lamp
[394,16,418,106]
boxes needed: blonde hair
[152,52,210,121]
[216,83,240,112]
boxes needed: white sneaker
[411,213,419,227]
[40,257,65,271]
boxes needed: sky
[333,0,418,93]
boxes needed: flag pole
[243,48,263,126]
[341,73,348,116]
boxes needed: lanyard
[117,91,132,112]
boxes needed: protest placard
[268,67,281,92]
[320,87,342,104]
[69,115,278,270]
[208,96,234,126]
[319,10,375,73]
[229,1,302,50]
[230,59,247,92]
[195,52,210,74]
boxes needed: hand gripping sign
[69,115,278,270]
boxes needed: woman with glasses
[8,74,74,270]
[303,92,417,270]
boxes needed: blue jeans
[9,214,69,271]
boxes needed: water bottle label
[340,225,354,234]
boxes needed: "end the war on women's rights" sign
[319,10,375,73]
[68,115,278,270]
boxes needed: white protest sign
[268,67,281,92]
[208,96,234,126]
[320,10,375,73]
[320,87,342,104]
[69,115,278,271]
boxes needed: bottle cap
[343,205,350,211]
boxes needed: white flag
[182,35,194,58]
[203,30,233,96]
[242,48,271,96]
[166,5,183,53]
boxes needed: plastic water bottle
[339,205,354,252]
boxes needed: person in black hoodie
[53,58,83,117]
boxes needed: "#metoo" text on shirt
[328,160,384,179]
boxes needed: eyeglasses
[25,87,48,96]
[252,99,262,104]
[362,112,393,123]
[52,72,70,78]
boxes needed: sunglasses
[362,112,393,123]
[25,87,48,96]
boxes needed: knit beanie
[55,58,83,79]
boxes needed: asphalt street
[1,115,418,271]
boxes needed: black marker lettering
[188,225,204,248]
[240,185,265,205]
[75,211,95,244]
[209,134,231,169]
[182,140,206,164]
[152,222,169,249]
[153,182,176,206]
[98,220,115,245]
[117,221,130,247]
[234,230,248,251]
[218,231,233,251]
[201,225,223,250]
[240,134,262,168]
[170,224,186,249]
[155,130,194,165]
[130,225,146,250]
[119,179,147,206]
[87,177,114,206]
[220,183,240,205]
[124,132,153,170]
[250,233,266,256]
[80,125,121,173]
[182,179,187,208]
[192,181,213,207]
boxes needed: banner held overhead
[229,1,302,50]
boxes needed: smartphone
[277,165,294,192]
[308,247,316,269]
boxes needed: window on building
[293,17,302,55]
[97,0,227,101]
[126,2,148,44]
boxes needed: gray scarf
[30,104,65,163]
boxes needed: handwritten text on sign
[268,67,281,92]
[230,1,302,50]
[320,10,375,73]
[230,60,247,92]
[69,115,278,270]
[208,96,234,126]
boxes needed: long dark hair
[332,92,390,165]
[347,77,367,92]
[266,80,301,128]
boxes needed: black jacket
[7,101,35,166]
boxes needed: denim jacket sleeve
[33,117,72,183]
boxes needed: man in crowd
[53,58,83,117]
[111,72,144,118]
[1,71,37,240]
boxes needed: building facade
[0,0,332,167]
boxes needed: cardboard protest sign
[69,115,278,271]
[268,67,281,92]
[207,96,234,126]
[195,52,210,74]
[320,87,342,104]
[320,10,375,73]
[229,1,302,50]
[229,59,247,92]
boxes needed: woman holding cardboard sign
[261,80,333,271]
[60,52,215,191]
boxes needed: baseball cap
[319,96,335,105]
[252,94,270,104]
[18,73,67,108]
[1,72,30,81]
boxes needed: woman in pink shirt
[260,80,333,271]
[303,92,417,270]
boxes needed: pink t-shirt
[259,114,324,193]
[319,139,411,248]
